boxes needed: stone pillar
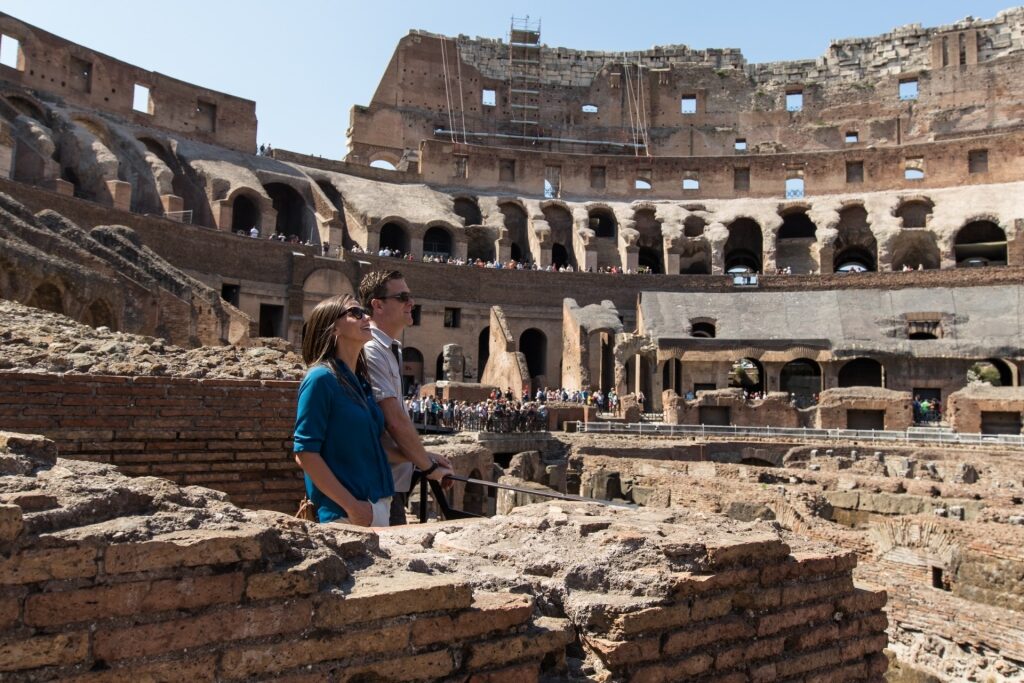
[409,234,424,260]
[0,140,12,179]
[213,200,232,231]
[453,238,468,263]
[52,179,74,197]
[106,180,132,212]
[664,248,680,275]
[160,194,184,214]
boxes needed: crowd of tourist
[914,395,943,423]
[348,245,652,274]
[402,385,623,433]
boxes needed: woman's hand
[344,500,375,527]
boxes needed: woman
[293,294,394,525]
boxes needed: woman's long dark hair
[302,293,370,407]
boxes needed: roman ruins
[0,7,1022,681]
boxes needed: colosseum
[0,8,1022,682]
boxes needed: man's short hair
[359,269,404,310]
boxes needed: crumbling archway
[775,210,817,274]
[634,208,663,274]
[26,282,64,315]
[403,347,424,388]
[890,231,940,271]
[729,357,764,394]
[499,202,529,263]
[954,221,1006,267]
[780,359,822,402]
[519,328,547,386]
[81,299,116,330]
[379,221,409,254]
[834,205,877,272]
[423,226,453,258]
[231,194,260,232]
[838,358,885,388]
[453,197,482,226]
[724,218,763,273]
[543,203,576,270]
[894,198,934,229]
[263,183,307,239]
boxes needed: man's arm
[378,398,452,480]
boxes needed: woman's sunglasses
[342,307,370,320]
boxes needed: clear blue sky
[5,1,1017,158]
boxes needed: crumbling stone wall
[0,431,889,681]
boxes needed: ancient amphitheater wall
[0,13,256,152]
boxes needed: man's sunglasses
[342,307,370,320]
[377,292,414,303]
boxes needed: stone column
[106,180,132,212]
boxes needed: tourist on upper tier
[249,226,259,238]
[292,294,394,526]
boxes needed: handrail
[575,421,1024,449]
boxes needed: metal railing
[576,421,1024,448]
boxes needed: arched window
[500,202,529,263]
[543,203,576,270]
[263,183,307,239]
[838,358,884,388]
[729,358,764,394]
[954,221,1006,267]
[724,219,762,273]
[26,283,64,315]
[895,199,934,228]
[691,321,716,338]
[780,359,822,402]
[453,197,482,226]
[379,222,409,253]
[891,231,940,271]
[370,159,397,171]
[589,208,617,239]
[423,226,453,258]
[834,205,877,272]
[519,329,547,381]
[231,194,260,232]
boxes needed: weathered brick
[613,602,689,636]
[775,645,842,677]
[707,537,790,569]
[756,601,833,637]
[839,633,888,662]
[582,635,660,667]
[630,652,713,683]
[836,587,887,615]
[411,592,533,647]
[0,503,23,543]
[94,600,311,661]
[25,572,244,626]
[837,612,888,640]
[788,622,840,650]
[671,567,758,597]
[780,575,855,607]
[63,656,218,682]
[103,529,264,574]
[315,573,472,628]
[0,595,20,629]
[466,662,539,683]
[332,649,454,683]
[662,615,755,656]
[466,617,573,669]
[219,622,410,679]
[715,635,785,670]
[0,547,98,584]
[805,660,868,683]
[0,632,88,672]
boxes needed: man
[360,270,452,525]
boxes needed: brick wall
[0,372,302,512]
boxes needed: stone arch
[81,299,116,330]
[890,231,940,271]
[452,196,482,227]
[729,357,765,394]
[983,358,1017,387]
[542,201,576,269]
[263,182,309,240]
[231,192,261,232]
[953,220,1006,267]
[466,226,495,262]
[775,209,817,274]
[633,208,663,274]
[70,114,113,148]
[4,94,47,122]
[423,225,453,258]
[368,151,400,170]
[499,201,529,263]
[724,218,763,273]
[519,328,547,385]
[838,358,885,388]
[315,180,351,249]
[588,206,617,239]
[780,359,822,401]
[690,319,716,338]
[377,218,411,254]
[834,204,877,272]
[26,282,64,315]
[894,197,934,229]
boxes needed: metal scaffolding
[508,16,542,139]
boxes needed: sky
[3,1,1017,158]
